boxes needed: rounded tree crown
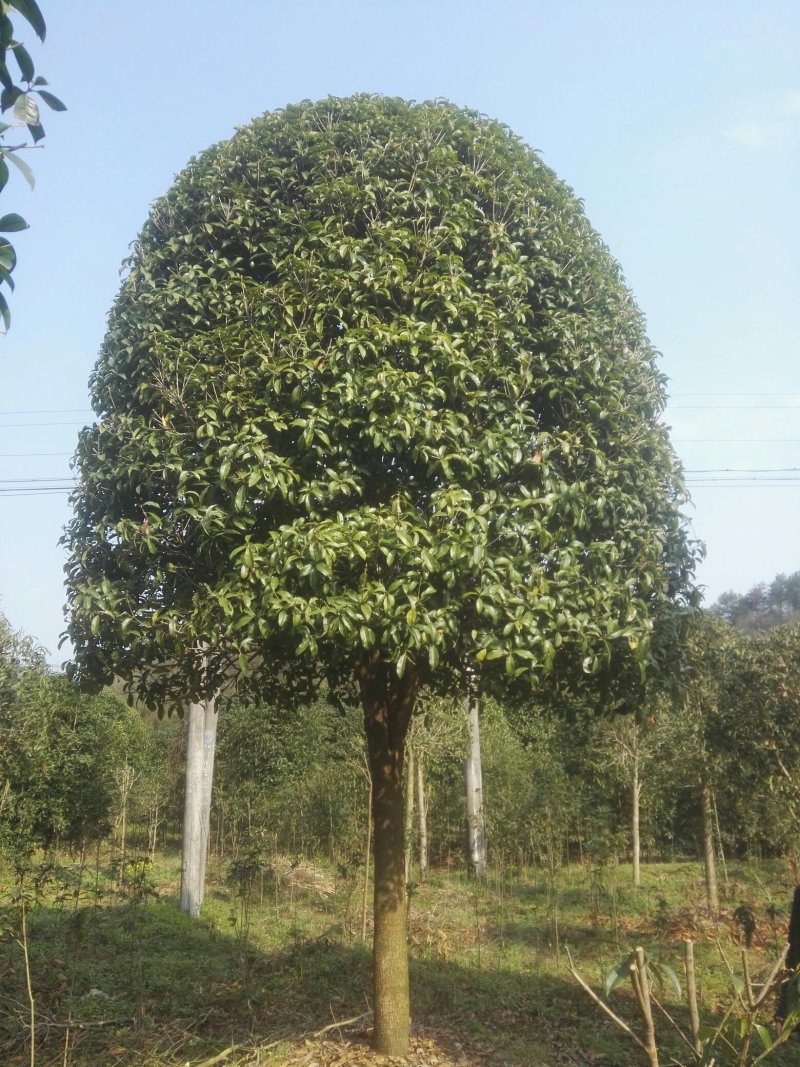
[65,95,696,706]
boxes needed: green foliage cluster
[0,672,148,857]
[65,93,695,709]
[0,0,65,328]
[0,608,157,860]
[214,696,367,861]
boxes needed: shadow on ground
[1,885,796,1067]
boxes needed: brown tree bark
[358,653,418,1057]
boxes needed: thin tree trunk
[361,768,372,945]
[701,775,718,912]
[416,752,428,883]
[119,780,128,881]
[148,805,159,860]
[403,746,415,886]
[180,694,218,917]
[632,747,641,889]
[712,792,729,887]
[464,668,486,877]
[358,654,418,1057]
[116,764,135,888]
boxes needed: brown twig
[649,991,697,1057]
[191,1010,373,1067]
[564,948,649,1055]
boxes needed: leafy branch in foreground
[0,0,66,330]
[568,939,800,1067]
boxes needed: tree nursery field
[1,848,797,1067]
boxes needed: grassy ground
[0,848,796,1065]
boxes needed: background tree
[0,670,147,861]
[714,623,800,870]
[64,95,696,1054]
[710,570,800,632]
[0,0,65,329]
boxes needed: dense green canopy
[65,94,695,707]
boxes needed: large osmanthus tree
[64,95,696,1054]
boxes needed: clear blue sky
[1,0,798,662]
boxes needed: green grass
[0,849,797,1065]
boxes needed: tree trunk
[148,804,160,860]
[464,668,486,877]
[180,695,218,917]
[358,654,418,1057]
[116,763,135,888]
[700,775,718,912]
[404,746,415,886]
[632,747,641,889]
[119,775,128,882]
[416,753,428,883]
[361,769,372,946]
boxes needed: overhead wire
[1,393,800,493]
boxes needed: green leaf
[0,155,8,194]
[0,289,10,331]
[0,15,13,51]
[0,212,27,232]
[0,263,16,290]
[604,957,632,998]
[4,148,35,188]
[8,0,47,42]
[11,40,34,82]
[26,120,44,143]
[0,238,17,272]
[650,960,681,997]
[35,88,66,112]
[13,91,38,126]
[753,1024,772,1052]
[0,84,20,111]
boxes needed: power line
[685,467,800,474]
[673,438,800,443]
[0,487,73,494]
[686,483,800,489]
[670,391,800,397]
[671,404,800,410]
[0,421,88,428]
[0,408,92,415]
[686,477,800,483]
[0,480,73,488]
